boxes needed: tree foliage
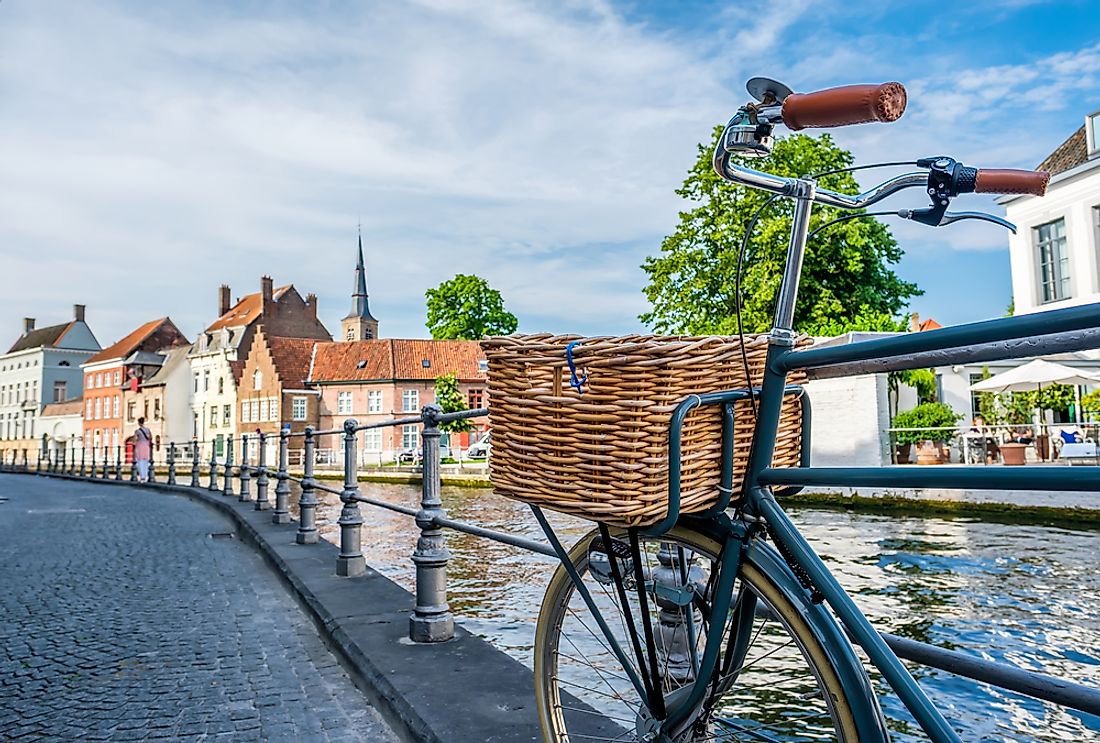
[640,129,921,336]
[426,274,518,340]
[433,374,472,433]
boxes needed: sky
[2,0,1099,348]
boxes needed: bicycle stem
[773,178,816,337]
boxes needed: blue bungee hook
[565,341,588,395]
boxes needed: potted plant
[892,403,962,465]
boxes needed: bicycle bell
[721,77,792,158]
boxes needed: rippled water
[291,481,1100,742]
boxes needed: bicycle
[510,78,1100,742]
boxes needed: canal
[291,481,1100,742]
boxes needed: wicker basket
[481,333,808,528]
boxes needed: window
[203,370,210,391]
[241,401,250,423]
[53,381,67,403]
[114,371,121,385]
[218,377,224,394]
[96,373,103,388]
[402,424,419,450]
[347,328,355,341]
[223,404,231,426]
[292,397,307,421]
[250,400,259,422]
[337,391,353,415]
[467,388,484,409]
[58,360,69,367]
[363,428,382,451]
[194,373,200,393]
[86,399,93,418]
[367,390,382,413]
[112,396,119,418]
[128,402,136,422]
[211,405,219,427]
[402,389,419,412]
[1088,110,1100,155]
[94,398,101,419]
[421,359,431,368]
[154,398,161,420]
[1036,218,1070,303]
[259,398,269,422]
[86,376,92,390]
[253,370,262,390]
[269,398,279,420]
[478,360,488,373]
[365,328,374,339]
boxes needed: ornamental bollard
[102,447,110,479]
[167,443,176,485]
[238,434,252,502]
[208,444,219,491]
[296,427,319,545]
[129,445,138,481]
[410,404,454,642]
[21,449,28,472]
[115,446,123,481]
[223,436,235,498]
[190,441,200,487]
[272,428,291,525]
[336,419,366,577]
[80,447,86,478]
[148,446,158,484]
[254,433,269,511]
[89,448,96,478]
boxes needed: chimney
[910,311,920,333]
[73,304,86,322]
[260,276,274,303]
[305,293,318,319]
[23,317,35,334]
[218,284,231,317]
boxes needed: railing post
[223,436,235,497]
[336,420,366,577]
[103,447,110,479]
[115,446,123,481]
[148,446,158,483]
[129,445,137,481]
[410,404,453,642]
[208,443,219,491]
[80,446,86,477]
[21,449,28,472]
[254,433,269,510]
[167,443,177,485]
[273,428,291,524]
[238,434,252,502]
[89,447,96,478]
[190,440,201,488]
[297,427,319,544]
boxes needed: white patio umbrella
[969,358,1100,424]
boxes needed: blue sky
[2,1,1098,346]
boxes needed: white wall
[804,374,891,467]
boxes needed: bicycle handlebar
[781,83,907,131]
[973,168,1050,197]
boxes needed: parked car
[465,434,491,458]
[397,447,421,464]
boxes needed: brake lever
[897,208,1017,234]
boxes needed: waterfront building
[80,318,189,461]
[39,398,84,463]
[0,305,99,462]
[188,277,330,457]
[308,339,488,462]
[119,346,193,459]
[1005,111,1100,316]
[237,328,319,462]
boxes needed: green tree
[433,374,472,434]
[640,129,921,336]
[426,274,518,340]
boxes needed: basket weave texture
[481,333,808,527]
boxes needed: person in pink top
[133,417,153,482]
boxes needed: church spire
[341,227,380,342]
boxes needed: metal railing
[4,405,1097,719]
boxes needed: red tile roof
[84,318,172,365]
[267,336,317,388]
[916,318,943,332]
[1037,126,1087,177]
[309,339,486,383]
[206,286,291,332]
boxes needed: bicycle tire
[533,523,888,742]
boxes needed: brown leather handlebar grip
[974,169,1050,197]
[781,83,907,131]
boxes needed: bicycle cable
[806,211,896,243]
[805,160,918,180]
[735,193,781,421]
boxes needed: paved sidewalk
[0,474,398,742]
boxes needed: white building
[1005,111,1100,315]
[0,305,99,462]
[39,399,85,464]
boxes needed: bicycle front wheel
[533,523,887,742]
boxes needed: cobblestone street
[0,474,398,742]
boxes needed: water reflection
[288,481,1100,741]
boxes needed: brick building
[119,346,192,459]
[81,317,189,461]
[308,339,488,461]
[189,276,330,457]
[237,328,319,462]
